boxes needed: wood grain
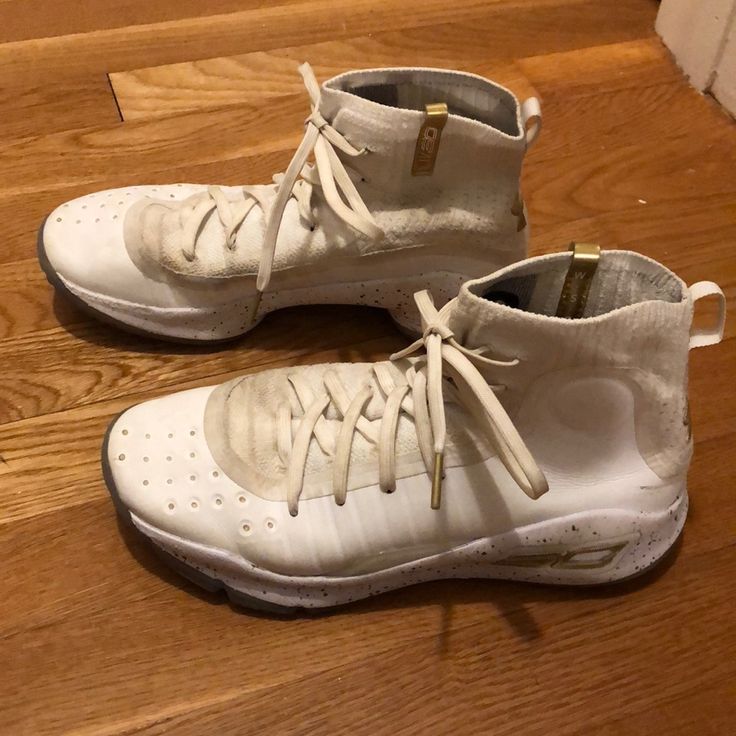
[0,0,310,43]
[2,0,735,734]
[108,4,658,121]
[2,0,642,83]
[0,76,120,140]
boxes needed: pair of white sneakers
[40,64,726,613]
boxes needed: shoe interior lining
[481,255,684,318]
[335,73,519,136]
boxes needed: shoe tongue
[460,253,574,324]
[342,82,401,108]
[480,269,564,315]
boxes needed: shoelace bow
[280,291,549,516]
[178,62,382,307]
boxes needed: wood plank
[0,0,656,85]
[517,37,680,97]
[0,105,304,267]
[530,80,734,161]
[0,150,296,267]
[571,679,736,736]
[0,304,404,425]
[524,126,736,226]
[0,76,120,140]
[527,193,736,292]
[109,37,728,164]
[1,511,731,734]
[109,16,660,122]
[0,103,302,198]
[197,552,733,736]
[111,60,529,123]
[109,36,680,131]
[0,259,64,339]
[0,0,308,43]
[122,548,732,736]
[7,87,726,226]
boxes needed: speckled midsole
[129,489,687,609]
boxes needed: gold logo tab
[411,102,448,176]
[556,242,601,319]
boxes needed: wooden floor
[1,1,735,733]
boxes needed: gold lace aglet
[251,289,263,324]
[431,451,444,510]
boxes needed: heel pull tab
[521,97,542,148]
[556,242,601,319]
[411,103,448,176]
[689,281,726,349]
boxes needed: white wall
[657,0,736,116]
[712,19,736,113]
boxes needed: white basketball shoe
[39,64,541,342]
[103,246,725,612]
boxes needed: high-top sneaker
[102,247,725,612]
[38,64,541,342]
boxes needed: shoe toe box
[105,386,238,551]
[41,184,203,304]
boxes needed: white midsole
[60,269,474,340]
[130,489,687,608]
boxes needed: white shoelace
[279,291,549,516]
[178,63,382,305]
